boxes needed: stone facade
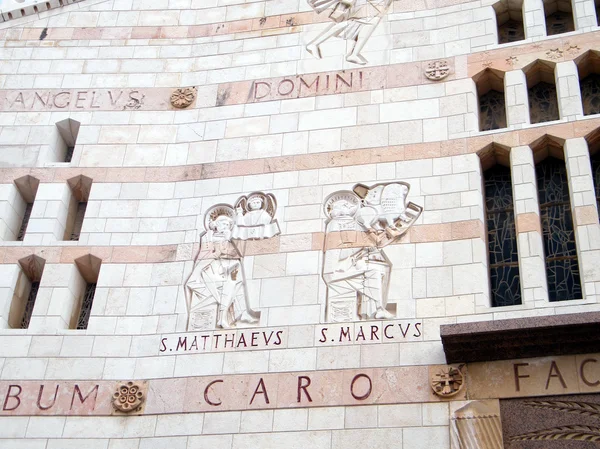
[0,0,600,448]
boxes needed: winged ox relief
[185,192,280,331]
[306,0,393,65]
[322,182,422,322]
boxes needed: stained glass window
[479,90,507,131]
[536,157,582,301]
[580,73,600,116]
[528,82,560,124]
[485,165,522,307]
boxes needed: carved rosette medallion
[112,382,145,413]
[425,60,450,81]
[170,87,197,109]
[431,365,465,397]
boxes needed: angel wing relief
[184,192,280,331]
[306,0,393,65]
[322,182,422,322]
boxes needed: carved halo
[204,204,236,232]
[323,190,361,219]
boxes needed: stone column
[511,145,549,307]
[555,60,584,120]
[523,0,547,39]
[28,264,86,331]
[505,70,531,128]
[564,137,600,302]
[24,183,72,244]
[573,0,599,30]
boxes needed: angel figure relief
[306,0,393,65]
[322,183,422,323]
[185,193,280,331]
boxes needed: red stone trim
[0,221,483,264]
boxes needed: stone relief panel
[305,0,392,65]
[184,193,281,331]
[322,182,422,322]
[501,394,600,448]
[451,400,504,449]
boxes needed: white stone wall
[1,0,600,447]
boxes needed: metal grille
[17,203,33,241]
[485,165,522,307]
[77,283,96,330]
[65,146,75,163]
[70,202,87,241]
[20,281,39,329]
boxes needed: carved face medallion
[112,382,145,413]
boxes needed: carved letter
[176,337,187,351]
[250,378,270,405]
[299,76,319,96]
[53,92,70,109]
[319,328,327,343]
[159,338,168,352]
[297,376,313,403]
[580,358,600,387]
[514,363,530,392]
[277,79,295,96]
[335,73,353,91]
[70,385,99,410]
[545,361,567,390]
[75,91,88,109]
[108,90,123,106]
[90,91,101,108]
[384,324,394,339]
[350,374,372,400]
[340,327,351,342]
[204,380,223,406]
[10,92,25,108]
[37,385,59,410]
[253,82,271,100]
[33,92,49,108]
[2,385,21,411]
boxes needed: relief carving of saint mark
[306,0,392,65]
[185,193,280,331]
[322,183,422,322]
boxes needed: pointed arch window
[536,157,582,301]
[483,159,522,307]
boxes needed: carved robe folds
[185,193,280,331]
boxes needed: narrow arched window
[485,165,522,307]
[493,0,525,44]
[526,61,559,124]
[536,157,582,301]
[577,51,600,116]
[475,68,507,132]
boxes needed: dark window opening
[485,165,522,307]
[77,283,96,330]
[546,10,575,35]
[581,73,600,116]
[498,19,525,44]
[65,146,75,163]
[17,202,33,241]
[70,202,87,241]
[20,281,39,329]
[536,157,582,301]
